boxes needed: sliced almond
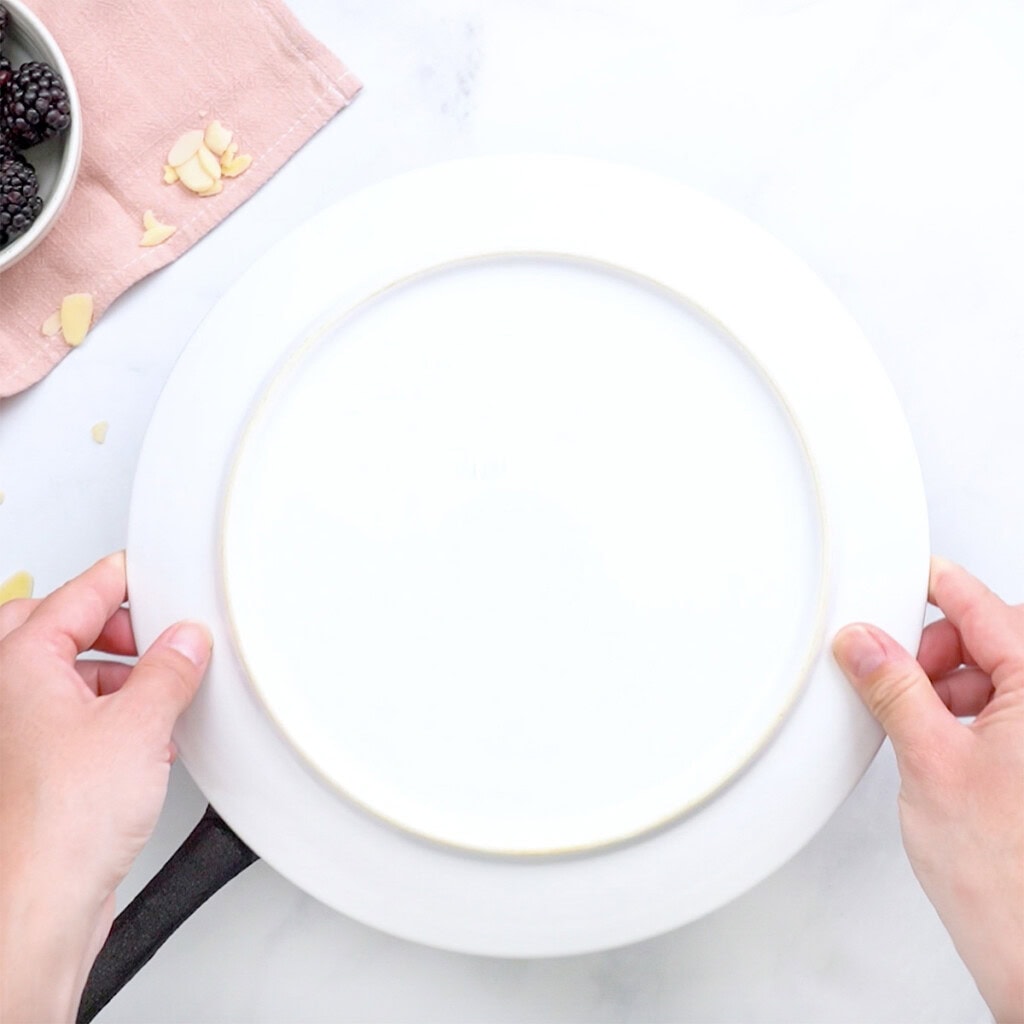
[60,293,94,348]
[140,210,176,246]
[141,223,177,246]
[40,310,63,337]
[220,141,239,168]
[221,154,252,178]
[0,570,33,605]
[196,143,222,182]
[204,120,233,157]
[163,164,179,185]
[175,153,215,194]
[167,128,205,168]
[91,421,109,444]
[0,490,5,505]
[198,180,223,197]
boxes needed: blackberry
[2,61,72,150]
[0,154,43,247]
[0,56,12,93]
[0,5,8,46]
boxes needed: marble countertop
[2,1,1022,1020]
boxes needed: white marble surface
[2,0,1022,1020]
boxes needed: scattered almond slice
[176,153,215,194]
[196,143,222,182]
[220,141,239,168]
[141,223,177,246]
[221,154,252,179]
[167,128,205,168]
[0,490,5,505]
[60,293,94,348]
[40,310,62,337]
[91,421,109,444]
[204,120,233,157]
[140,210,176,247]
[0,570,33,606]
[165,122,251,195]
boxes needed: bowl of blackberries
[0,0,81,271]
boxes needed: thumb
[833,623,953,756]
[119,621,212,738]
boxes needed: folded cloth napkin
[0,0,360,397]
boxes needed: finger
[833,623,958,756]
[116,621,212,739]
[931,666,994,719]
[917,617,976,679]
[77,659,134,697]
[92,607,138,657]
[0,597,40,640]
[928,557,1024,684]
[23,552,128,659]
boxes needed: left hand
[0,552,211,1023]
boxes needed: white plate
[128,155,928,955]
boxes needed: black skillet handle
[76,804,259,1024]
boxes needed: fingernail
[833,624,888,679]
[166,621,213,667]
[929,555,957,591]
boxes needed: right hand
[833,557,1024,1024]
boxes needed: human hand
[0,552,211,1023]
[833,557,1024,1024]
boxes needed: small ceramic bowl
[0,0,83,272]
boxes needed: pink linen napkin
[0,0,361,397]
